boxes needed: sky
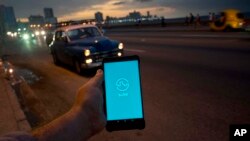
[0,0,250,22]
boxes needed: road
[1,30,250,141]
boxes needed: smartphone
[103,55,145,131]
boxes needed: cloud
[134,0,153,2]
[112,1,126,5]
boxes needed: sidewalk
[0,60,31,136]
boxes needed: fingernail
[97,69,103,74]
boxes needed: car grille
[92,50,121,62]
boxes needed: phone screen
[104,60,143,121]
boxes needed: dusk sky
[0,0,250,22]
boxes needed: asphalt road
[1,30,250,141]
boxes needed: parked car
[50,24,124,74]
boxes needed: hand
[74,69,106,135]
[32,69,106,141]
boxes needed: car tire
[52,51,60,65]
[74,60,83,74]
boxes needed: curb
[3,79,32,131]
[0,59,31,132]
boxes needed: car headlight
[84,49,90,56]
[117,52,122,57]
[9,68,14,74]
[35,31,40,36]
[118,43,123,49]
[239,22,243,27]
[41,30,46,35]
[23,34,30,40]
[86,59,92,64]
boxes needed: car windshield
[67,27,101,41]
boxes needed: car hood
[70,36,119,52]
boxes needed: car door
[60,31,75,65]
[54,31,66,63]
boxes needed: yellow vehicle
[210,9,244,31]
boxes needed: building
[44,8,54,18]
[29,15,44,27]
[4,6,17,31]
[128,10,141,20]
[147,11,152,18]
[44,8,57,25]
[95,12,104,24]
[0,5,5,36]
[0,5,17,36]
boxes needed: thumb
[89,69,103,87]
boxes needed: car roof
[223,9,240,14]
[56,24,98,32]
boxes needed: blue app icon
[116,78,129,97]
[116,78,129,92]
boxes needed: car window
[55,31,62,41]
[55,31,66,41]
[237,13,244,19]
[61,31,66,38]
[67,27,101,41]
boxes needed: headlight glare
[9,68,14,74]
[84,49,90,56]
[86,59,92,64]
[41,30,46,35]
[35,31,40,36]
[118,43,124,49]
[23,34,30,40]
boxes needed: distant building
[0,5,5,36]
[44,8,54,18]
[147,11,151,18]
[104,10,159,25]
[0,5,17,36]
[44,8,57,25]
[29,15,45,27]
[95,12,104,24]
[129,10,141,20]
[4,6,17,30]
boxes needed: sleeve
[0,132,36,141]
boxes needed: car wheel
[74,60,82,74]
[52,51,60,65]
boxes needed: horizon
[1,0,250,22]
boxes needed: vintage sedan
[50,24,124,74]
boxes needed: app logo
[116,78,129,92]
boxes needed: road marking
[124,49,146,53]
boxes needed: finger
[89,69,103,87]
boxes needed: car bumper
[81,49,124,69]
[81,62,102,69]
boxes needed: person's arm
[32,69,106,141]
